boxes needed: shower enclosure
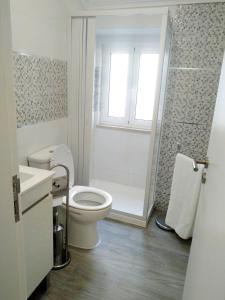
[68,8,171,226]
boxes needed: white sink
[20,172,34,183]
[19,165,54,212]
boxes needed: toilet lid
[51,144,74,188]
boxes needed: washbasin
[19,165,54,212]
[20,172,34,184]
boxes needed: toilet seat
[63,186,112,211]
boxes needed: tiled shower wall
[13,52,68,128]
[154,3,225,210]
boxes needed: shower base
[90,179,145,216]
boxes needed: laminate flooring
[40,214,191,300]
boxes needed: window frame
[99,44,159,130]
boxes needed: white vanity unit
[19,165,54,297]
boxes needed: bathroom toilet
[67,185,112,249]
[28,144,112,249]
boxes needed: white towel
[165,153,204,239]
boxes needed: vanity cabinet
[19,165,54,298]
[23,193,53,297]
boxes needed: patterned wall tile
[172,5,208,36]
[153,2,225,210]
[184,70,220,125]
[160,121,184,154]
[170,33,207,68]
[204,36,225,68]
[13,52,68,128]
[180,124,210,160]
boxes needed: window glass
[108,53,129,118]
[135,53,159,121]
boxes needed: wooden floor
[40,215,191,300]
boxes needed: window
[108,53,129,118]
[99,46,159,130]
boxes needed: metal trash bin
[53,206,66,267]
[53,223,64,266]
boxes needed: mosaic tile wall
[13,52,68,128]
[154,3,225,210]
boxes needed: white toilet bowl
[63,186,112,249]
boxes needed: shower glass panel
[90,14,161,220]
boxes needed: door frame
[68,7,170,226]
[0,0,26,299]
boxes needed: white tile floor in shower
[90,179,145,216]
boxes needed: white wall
[17,118,68,165]
[91,127,151,188]
[10,0,68,60]
[10,0,68,164]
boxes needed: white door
[182,53,225,299]
[0,1,26,299]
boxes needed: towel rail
[192,158,209,172]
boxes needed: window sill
[96,123,151,133]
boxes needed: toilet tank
[28,144,75,189]
[28,145,57,170]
